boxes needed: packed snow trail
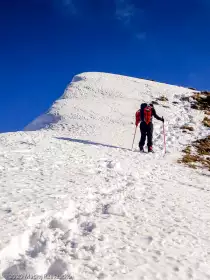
[0,72,209,279]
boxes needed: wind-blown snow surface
[0,72,209,279]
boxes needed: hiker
[135,103,164,152]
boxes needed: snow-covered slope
[24,72,207,150]
[0,72,209,280]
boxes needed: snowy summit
[0,72,209,279]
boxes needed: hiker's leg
[139,122,146,148]
[147,123,153,148]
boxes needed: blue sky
[0,0,210,132]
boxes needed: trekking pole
[131,125,137,150]
[163,120,166,154]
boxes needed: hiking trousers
[139,122,153,148]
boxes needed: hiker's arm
[152,108,163,121]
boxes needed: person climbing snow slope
[135,103,164,153]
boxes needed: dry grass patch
[156,95,169,102]
[178,136,210,171]
[194,136,210,156]
[178,90,210,171]
[178,154,199,169]
[202,117,210,127]
[191,91,210,111]
[183,146,191,154]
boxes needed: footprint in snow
[47,259,69,277]
[106,160,121,170]
[138,236,153,248]
[49,218,69,232]
[0,207,12,214]
[3,263,35,280]
[27,236,47,258]
[27,230,47,258]
[108,205,126,217]
[102,204,110,214]
[80,221,96,235]
[82,244,96,254]
[125,174,136,186]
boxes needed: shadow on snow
[55,137,130,151]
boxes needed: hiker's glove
[162,117,164,122]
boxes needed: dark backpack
[140,103,152,124]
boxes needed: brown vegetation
[202,117,210,127]
[156,95,169,102]
[178,136,210,171]
[191,91,210,111]
[178,90,210,171]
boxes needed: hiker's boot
[140,146,144,153]
[148,146,154,153]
